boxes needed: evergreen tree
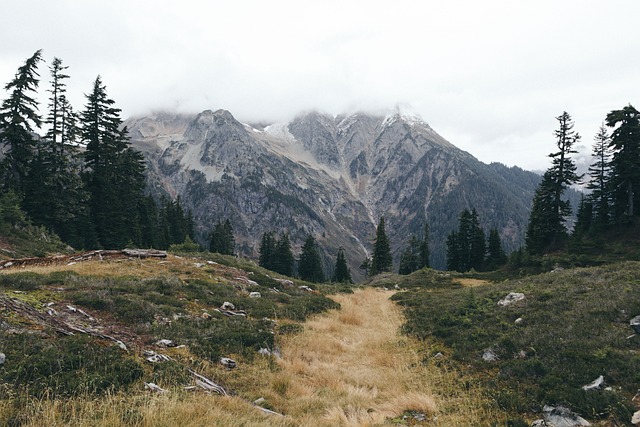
[485,228,507,271]
[418,223,430,269]
[398,235,420,275]
[298,235,324,282]
[525,112,581,254]
[209,219,235,255]
[587,124,612,227]
[446,231,460,272]
[81,76,146,249]
[606,104,640,219]
[21,56,90,248]
[469,209,486,271]
[274,233,294,276]
[572,194,593,238]
[370,217,392,275]
[0,50,43,192]
[258,231,276,270]
[446,209,485,272]
[332,247,352,283]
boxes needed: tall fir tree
[0,50,43,192]
[525,112,581,254]
[274,233,294,276]
[259,231,276,270]
[418,223,430,269]
[587,124,612,227]
[298,235,324,282]
[606,104,640,219]
[370,217,392,275]
[81,76,146,249]
[485,228,507,271]
[209,219,235,255]
[22,56,91,248]
[398,234,419,275]
[446,209,485,272]
[332,247,352,283]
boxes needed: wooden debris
[189,369,227,395]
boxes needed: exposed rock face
[128,109,542,277]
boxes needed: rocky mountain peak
[130,107,542,275]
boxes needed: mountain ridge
[127,108,542,276]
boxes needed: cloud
[1,0,640,171]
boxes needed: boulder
[220,357,237,369]
[249,292,262,298]
[582,375,604,391]
[482,348,498,362]
[498,292,525,307]
[221,301,236,310]
[632,410,640,425]
[0,353,5,365]
[155,339,177,347]
[630,315,640,334]
[542,405,590,427]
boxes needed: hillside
[127,109,543,275]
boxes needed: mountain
[127,109,541,278]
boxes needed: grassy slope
[0,252,342,425]
[390,262,640,425]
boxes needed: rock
[258,347,282,358]
[220,357,237,369]
[498,292,525,307]
[274,278,294,287]
[0,353,5,365]
[482,348,498,362]
[433,352,444,359]
[515,317,524,324]
[144,350,172,363]
[299,285,313,292]
[632,410,640,425]
[542,405,590,427]
[145,382,168,393]
[531,420,548,426]
[155,339,177,347]
[221,301,236,310]
[582,375,604,391]
[630,315,640,334]
[249,292,261,298]
[201,312,212,319]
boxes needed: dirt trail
[258,288,495,426]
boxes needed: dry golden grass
[454,278,490,287]
[3,288,501,426]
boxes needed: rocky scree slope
[127,109,541,275]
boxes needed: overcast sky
[2,0,639,171]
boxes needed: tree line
[0,50,193,250]
[524,108,640,256]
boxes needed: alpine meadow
[1,43,640,427]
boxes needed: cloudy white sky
[1,0,639,171]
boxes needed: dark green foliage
[0,50,43,192]
[209,219,235,255]
[606,104,640,219]
[81,76,147,249]
[298,235,324,282]
[259,231,276,270]
[586,124,612,227]
[399,235,420,275]
[485,228,507,271]
[446,209,485,272]
[0,333,143,398]
[370,217,392,275]
[258,231,294,276]
[332,247,352,283]
[526,112,581,255]
[392,262,640,421]
[274,233,294,276]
